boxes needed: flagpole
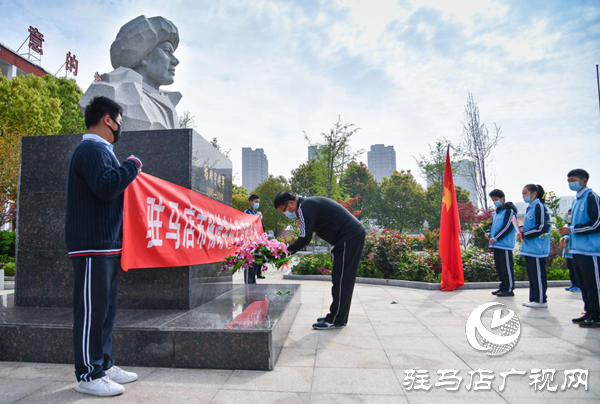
[596,64,600,121]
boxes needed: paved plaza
[1,269,599,403]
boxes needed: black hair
[273,191,296,208]
[249,194,260,202]
[524,184,546,203]
[568,208,572,214]
[84,96,123,129]
[489,189,505,199]
[567,169,589,180]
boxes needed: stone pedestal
[16,129,233,310]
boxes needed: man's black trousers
[72,256,120,382]
[492,248,515,292]
[324,229,366,326]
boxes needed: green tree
[377,171,427,233]
[305,116,361,199]
[0,74,86,227]
[232,184,249,212]
[424,181,470,230]
[44,76,86,134]
[340,161,379,220]
[290,158,329,198]
[252,175,291,237]
[0,74,62,136]
[414,139,463,185]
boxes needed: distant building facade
[242,147,268,192]
[0,42,48,79]
[367,144,396,182]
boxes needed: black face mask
[110,119,122,143]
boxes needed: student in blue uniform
[485,189,518,297]
[559,169,600,328]
[243,194,264,284]
[519,184,551,308]
[562,209,581,292]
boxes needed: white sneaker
[75,376,124,396]
[106,365,138,384]
[522,302,530,307]
[525,302,548,308]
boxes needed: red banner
[121,173,263,271]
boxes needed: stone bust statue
[79,15,182,131]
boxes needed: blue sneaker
[570,286,581,292]
[316,317,326,323]
[312,321,344,330]
[565,286,573,291]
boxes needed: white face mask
[253,203,259,210]
[285,210,297,219]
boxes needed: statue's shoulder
[79,67,144,111]
[101,67,144,85]
[161,91,182,107]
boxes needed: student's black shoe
[491,290,501,295]
[579,318,600,328]
[257,275,266,279]
[572,314,589,324]
[496,291,514,297]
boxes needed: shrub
[292,253,333,275]
[471,220,492,250]
[3,262,15,276]
[462,247,497,282]
[0,231,15,257]
[422,229,439,251]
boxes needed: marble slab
[0,284,300,370]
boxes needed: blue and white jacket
[487,202,518,250]
[568,187,600,257]
[520,199,551,258]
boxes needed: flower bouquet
[223,234,293,273]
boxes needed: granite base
[0,284,300,371]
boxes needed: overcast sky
[1,0,599,202]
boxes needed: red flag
[439,146,464,291]
[122,173,263,271]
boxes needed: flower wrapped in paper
[223,234,293,273]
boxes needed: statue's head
[110,15,179,90]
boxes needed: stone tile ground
[1,269,598,403]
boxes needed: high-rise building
[367,144,396,182]
[242,147,269,192]
[453,160,479,207]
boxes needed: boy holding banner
[65,96,142,396]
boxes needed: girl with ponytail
[520,183,551,308]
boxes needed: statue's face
[141,41,179,87]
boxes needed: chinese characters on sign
[65,52,78,76]
[203,166,227,201]
[28,26,44,55]
[146,195,260,251]
[403,369,588,392]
